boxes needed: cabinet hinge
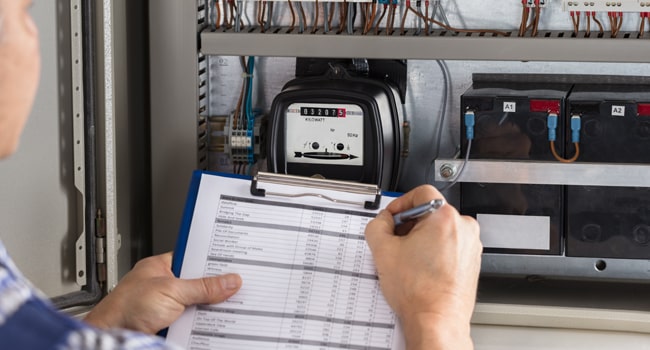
[95,209,107,289]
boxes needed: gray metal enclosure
[148,0,650,345]
[149,0,650,251]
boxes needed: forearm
[401,312,473,350]
[83,296,126,330]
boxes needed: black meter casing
[268,72,403,191]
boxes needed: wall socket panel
[562,0,650,12]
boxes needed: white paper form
[166,173,405,350]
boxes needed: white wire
[424,59,451,184]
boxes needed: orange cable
[287,0,296,33]
[550,142,580,163]
[215,0,221,29]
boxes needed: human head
[0,0,39,159]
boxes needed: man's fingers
[385,185,445,215]
[365,210,397,256]
[175,273,242,306]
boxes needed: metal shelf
[434,159,650,187]
[201,28,650,62]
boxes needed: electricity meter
[268,66,404,190]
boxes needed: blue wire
[245,56,255,130]
[245,57,255,161]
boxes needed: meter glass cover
[285,103,364,166]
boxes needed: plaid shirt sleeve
[0,240,180,350]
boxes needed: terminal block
[562,0,648,12]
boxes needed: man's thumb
[176,273,242,306]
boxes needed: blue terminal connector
[571,115,581,143]
[547,113,558,142]
[464,110,475,140]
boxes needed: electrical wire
[639,13,646,38]
[425,60,451,185]
[370,1,378,34]
[407,6,509,36]
[227,0,234,29]
[592,11,604,35]
[323,2,330,33]
[233,56,248,129]
[415,2,423,35]
[265,2,273,32]
[386,4,394,35]
[571,11,580,36]
[327,1,335,31]
[531,4,541,36]
[347,1,355,34]
[374,5,388,35]
[518,3,529,37]
[429,0,452,34]
[400,1,410,35]
[424,2,430,35]
[245,56,255,130]
[312,0,320,33]
[360,3,368,33]
[214,0,221,30]
[257,0,265,31]
[363,1,377,34]
[287,0,296,33]
[298,1,306,33]
[234,0,243,32]
[586,11,591,37]
[609,12,622,37]
[551,142,580,163]
[338,0,348,34]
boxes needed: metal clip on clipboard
[250,172,382,209]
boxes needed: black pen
[392,199,445,226]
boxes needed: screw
[440,164,456,179]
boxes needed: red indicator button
[638,103,650,117]
[530,99,561,114]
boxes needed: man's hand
[365,185,482,350]
[84,252,242,334]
